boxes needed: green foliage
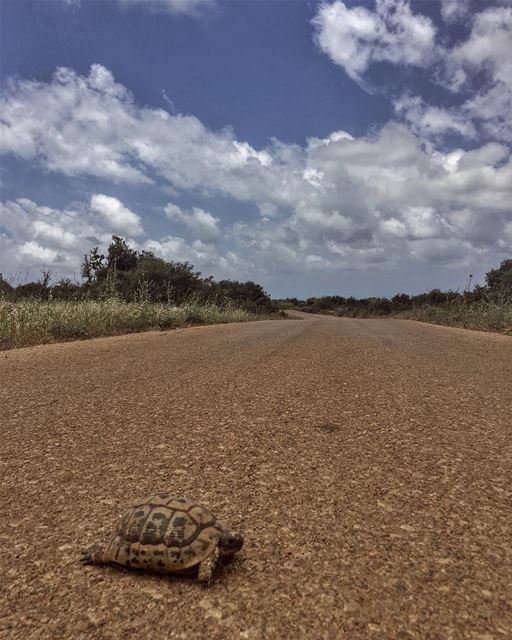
[0,274,14,298]
[485,258,512,301]
[81,247,105,284]
[8,235,276,317]
[134,253,204,304]
[51,278,83,300]
[279,257,512,332]
[106,236,137,272]
[212,280,277,314]
[78,236,275,311]
[11,281,48,300]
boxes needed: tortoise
[80,493,243,584]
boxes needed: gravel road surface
[1,314,511,639]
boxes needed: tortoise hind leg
[198,547,220,585]
[80,543,107,565]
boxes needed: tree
[106,236,138,272]
[51,278,82,300]
[485,258,512,300]
[391,293,411,309]
[0,274,13,298]
[134,253,204,304]
[81,247,105,284]
[213,280,276,313]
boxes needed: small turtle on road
[80,493,243,584]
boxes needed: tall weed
[0,299,261,349]
[398,300,512,333]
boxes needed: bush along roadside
[0,299,268,350]
[276,258,512,334]
[0,235,282,349]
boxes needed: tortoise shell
[104,493,223,573]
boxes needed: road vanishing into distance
[1,313,511,639]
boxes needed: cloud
[90,194,144,236]
[0,196,233,282]
[0,65,152,184]
[0,198,93,277]
[0,196,143,278]
[312,0,437,83]
[393,94,477,139]
[440,0,470,23]
[449,7,512,142]
[119,0,216,17]
[313,2,512,144]
[161,89,177,114]
[164,203,221,242]
[1,65,511,282]
[0,64,274,191]
[141,235,238,274]
[19,241,60,263]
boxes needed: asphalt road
[1,314,511,639]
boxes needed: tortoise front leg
[197,547,220,584]
[80,543,107,565]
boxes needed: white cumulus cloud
[1,64,511,284]
[449,7,512,142]
[0,197,234,282]
[164,203,221,243]
[312,0,437,83]
[440,0,470,23]
[393,94,477,139]
[0,196,143,278]
[90,194,144,236]
[313,1,512,144]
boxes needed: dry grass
[398,301,512,333]
[0,299,262,349]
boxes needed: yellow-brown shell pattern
[104,494,222,573]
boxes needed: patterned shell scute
[111,494,222,572]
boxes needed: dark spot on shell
[157,560,165,568]
[141,522,159,545]
[153,550,164,556]
[173,516,187,527]
[140,550,146,556]
[131,557,139,564]
[152,512,166,521]
[134,510,145,518]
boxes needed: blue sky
[1,0,511,297]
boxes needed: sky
[1,0,511,298]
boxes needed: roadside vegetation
[278,258,512,334]
[0,236,278,349]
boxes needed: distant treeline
[0,235,277,315]
[277,258,512,318]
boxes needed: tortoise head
[218,528,244,556]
